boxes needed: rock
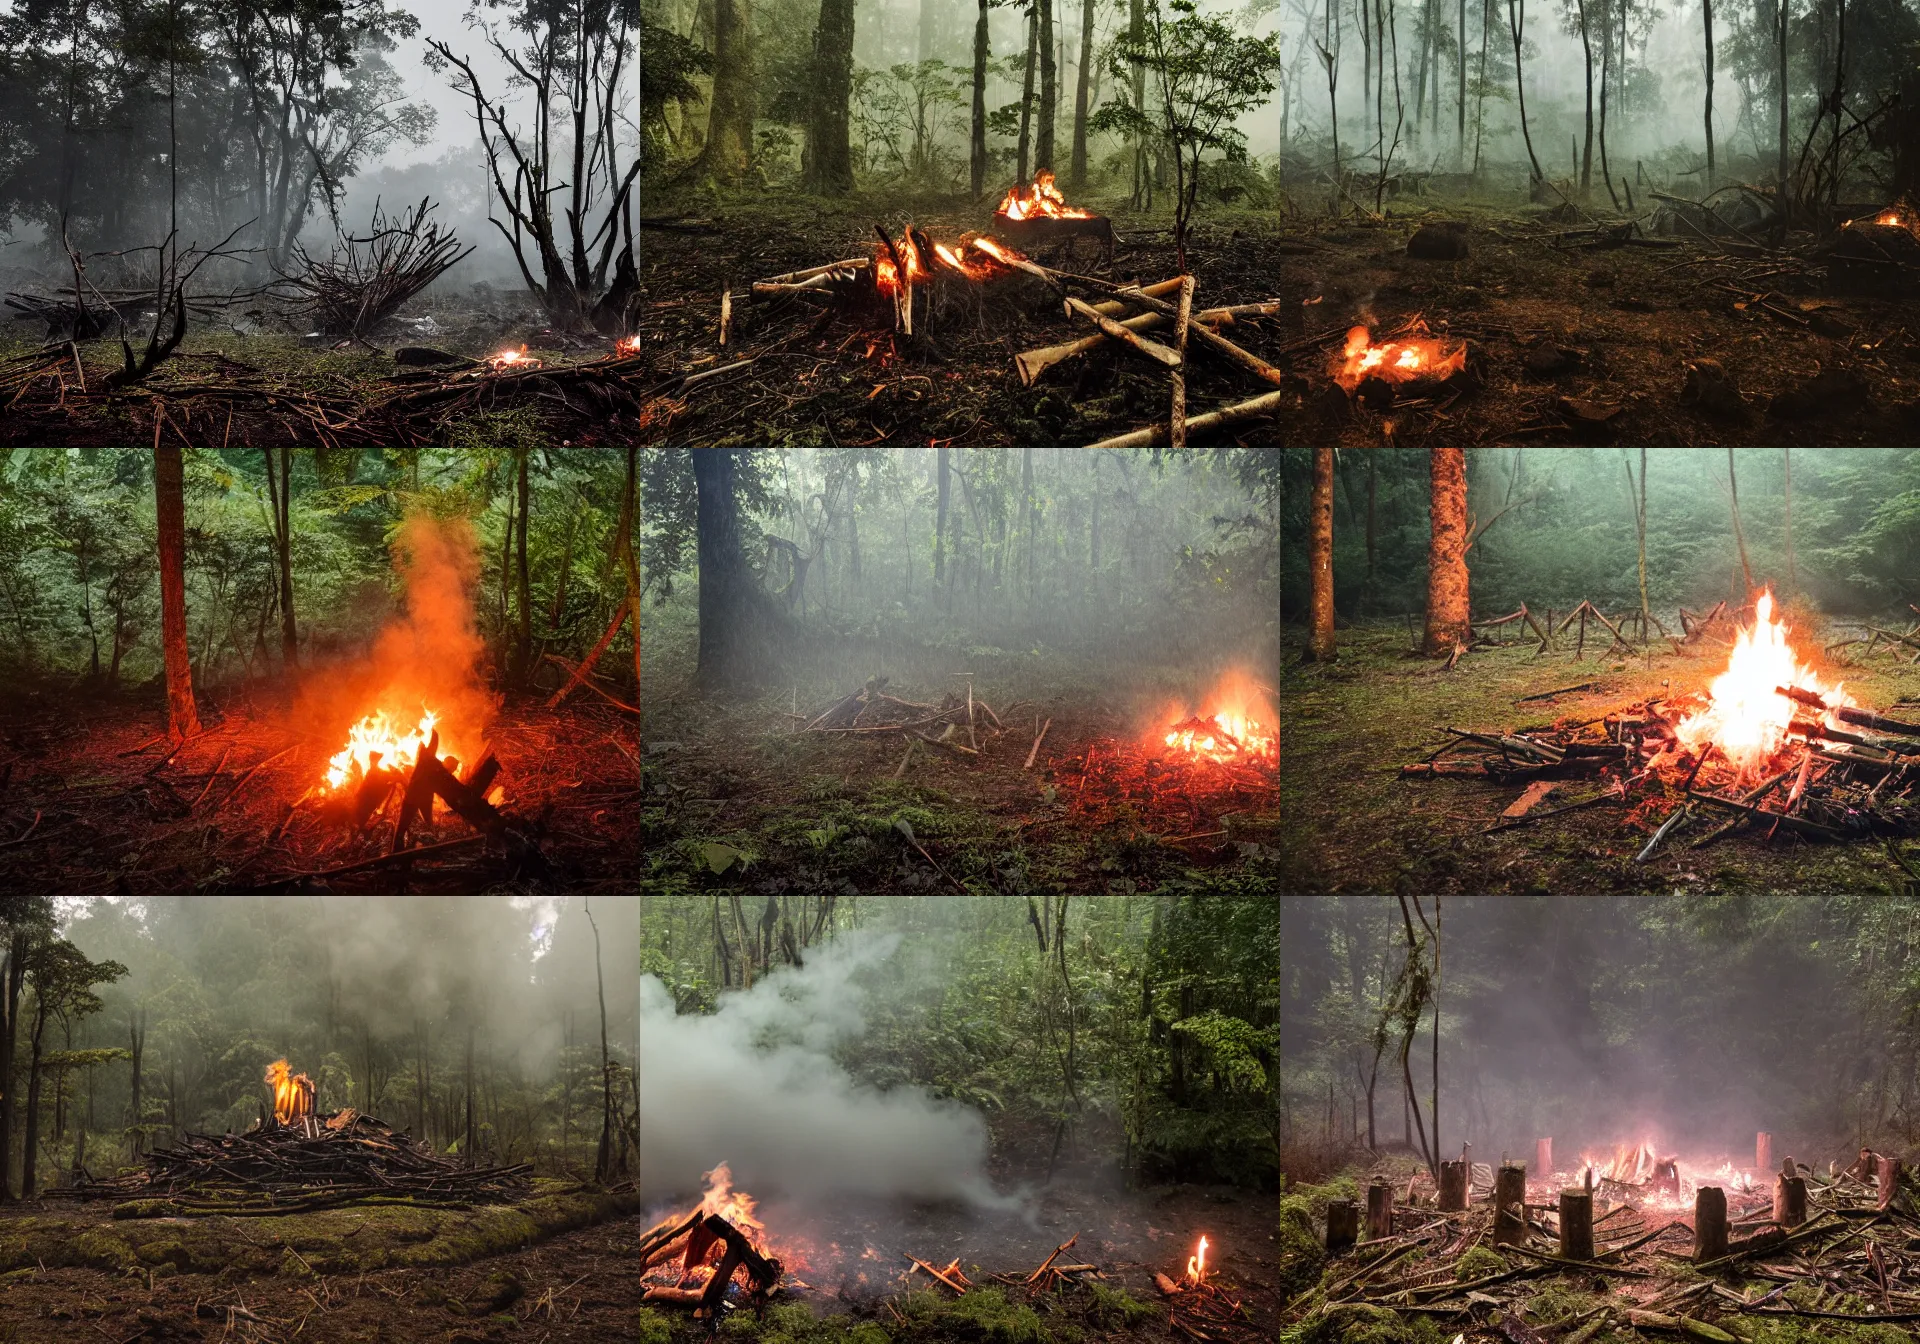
[1523,342,1582,378]
[1680,357,1750,420]
[393,346,462,366]
[1407,223,1470,260]
[1768,366,1871,419]
[1557,396,1623,424]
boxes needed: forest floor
[0,680,639,894]
[634,189,1285,446]
[1228,190,1920,447]
[1280,622,1920,894]
[0,1183,638,1342]
[0,319,642,447]
[638,610,1280,894]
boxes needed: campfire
[992,172,1113,264]
[487,344,541,372]
[640,1163,789,1321]
[265,1058,314,1125]
[1333,323,1467,394]
[1160,674,1278,768]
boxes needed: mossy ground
[642,1285,1173,1344]
[1280,622,1920,893]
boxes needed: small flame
[489,344,541,372]
[874,235,931,297]
[1881,211,1905,227]
[1187,1236,1209,1284]
[995,171,1096,221]
[1674,590,1852,778]
[1335,325,1466,391]
[616,335,642,355]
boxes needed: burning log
[1693,1186,1729,1263]
[992,172,1114,264]
[1494,1164,1529,1246]
[1559,1188,1595,1261]
[1326,1198,1359,1251]
[1366,1177,1394,1240]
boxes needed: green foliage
[1084,1281,1155,1328]
[1454,1246,1508,1280]
[1170,1010,1273,1090]
[1278,1193,1328,1296]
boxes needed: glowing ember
[873,234,929,297]
[1334,325,1466,391]
[995,170,1096,221]
[321,709,449,794]
[1573,1141,1757,1213]
[265,1058,314,1123]
[489,344,542,372]
[1674,590,1852,778]
[616,335,642,354]
[1881,211,1905,227]
[1186,1236,1209,1284]
[1165,713,1277,765]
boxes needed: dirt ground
[0,683,639,894]
[634,193,1286,447]
[0,1200,640,1343]
[1280,623,1920,894]
[639,632,1279,894]
[1222,192,1920,447]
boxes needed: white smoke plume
[641,932,1016,1210]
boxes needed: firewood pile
[799,676,1014,767]
[45,1110,531,1212]
[279,197,476,341]
[1400,684,1920,854]
[1299,1150,1920,1337]
[640,1209,785,1321]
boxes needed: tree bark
[934,447,950,583]
[153,448,201,739]
[1777,0,1789,196]
[1017,8,1039,183]
[128,1007,145,1160]
[1702,0,1715,188]
[1070,0,1096,187]
[1493,1163,1527,1245]
[1438,1160,1467,1210]
[1366,1177,1394,1239]
[1559,1189,1594,1260]
[22,988,49,1198]
[1576,0,1594,191]
[807,0,856,193]
[0,930,24,1201]
[1507,0,1546,187]
[585,899,616,1183]
[1326,1198,1360,1249]
[970,0,990,199]
[1037,0,1057,172]
[515,449,532,687]
[703,0,756,182]
[1424,448,1470,656]
[1307,445,1336,662]
[693,450,781,690]
[264,448,297,670]
[1693,1185,1728,1261]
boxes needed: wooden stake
[1437,1160,1467,1211]
[1559,1188,1595,1261]
[1773,1169,1807,1227]
[759,257,870,285]
[1025,716,1052,769]
[1756,1132,1772,1175]
[1326,1198,1359,1251]
[1084,389,1288,449]
[1114,282,1285,386]
[1878,1155,1904,1210]
[719,288,732,345]
[1063,296,1182,366]
[1494,1164,1528,1246]
[1170,275,1195,448]
[1693,1185,1729,1263]
[1366,1178,1395,1240]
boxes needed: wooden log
[1438,1160,1468,1212]
[1878,1155,1904,1209]
[1063,296,1182,367]
[1024,717,1052,769]
[1693,1185,1728,1263]
[1756,1132,1772,1176]
[1326,1198,1359,1251]
[1559,1189,1595,1262]
[703,1212,782,1294]
[1773,1171,1807,1227]
[1084,389,1287,449]
[1110,283,1285,386]
[1537,1138,1554,1179]
[759,257,869,285]
[1367,1178,1395,1240]
[749,279,838,302]
[1493,1164,1528,1247]
[1013,299,1277,385]
[1169,275,1194,447]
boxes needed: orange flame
[489,345,541,372]
[1334,325,1466,391]
[698,1162,766,1240]
[616,335,642,354]
[321,709,449,794]
[1187,1236,1209,1284]
[1674,590,1851,778]
[1160,670,1278,766]
[874,234,931,297]
[995,171,1096,221]
[265,1058,314,1123]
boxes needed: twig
[1025,717,1053,769]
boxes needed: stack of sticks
[44,1111,530,1212]
[800,676,1012,774]
[640,1208,785,1319]
[281,197,475,340]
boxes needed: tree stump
[1537,1138,1553,1180]
[1438,1160,1468,1212]
[1879,1155,1904,1210]
[1756,1131,1772,1176]
[1366,1178,1394,1240]
[1773,1171,1807,1227]
[1559,1188,1594,1261]
[1693,1186,1729,1263]
[1493,1164,1528,1247]
[1326,1198,1359,1251]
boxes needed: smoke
[297,513,497,776]
[640,932,1018,1210]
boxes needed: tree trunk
[465,1023,476,1168]
[1366,1177,1394,1239]
[515,450,532,686]
[1130,0,1147,205]
[703,0,756,182]
[153,447,201,739]
[1777,0,1789,195]
[1017,8,1038,182]
[1326,1198,1359,1249]
[1693,1186,1729,1261]
[694,450,781,690]
[1507,0,1545,187]
[1021,447,1035,594]
[1493,1163,1527,1245]
[1424,448,1470,656]
[1783,448,1795,589]
[1599,2,1616,206]
[970,0,989,198]
[1306,445,1336,662]
[585,899,616,1183]
[1070,0,1096,187]
[1560,1189,1594,1259]
[1037,0,1057,172]
[1457,0,1467,166]
[934,447,950,583]
[1576,0,1594,191]
[1727,447,1754,595]
[128,1008,145,1160]
[263,448,297,670]
[22,997,47,1199]
[1362,451,1378,614]
[806,0,856,193]
[1702,0,1715,189]
[0,932,24,1201]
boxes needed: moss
[278,1248,314,1279]
[1085,1281,1155,1328]
[1289,1303,1445,1344]
[1737,1321,1915,1344]
[64,1230,136,1272]
[1285,1174,1362,1219]
[135,1240,193,1271]
[458,1269,525,1316]
[1454,1246,1507,1280]
[635,1308,674,1344]
[844,1325,891,1344]
[939,1288,1053,1344]
[1278,1194,1329,1298]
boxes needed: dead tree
[282,198,474,339]
[427,3,638,333]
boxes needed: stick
[0,811,44,850]
[893,738,915,779]
[748,280,838,302]
[906,1253,970,1295]
[1027,1234,1079,1283]
[759,257,869,285]
[191,745,234,808]
[1113,284,1285,386]
[253,835,488,888]
[539,653,639,714]
[718,288,731,345]
[1085,389,1288,449]
[1170,275,1195,448]
[1025,717,1053,769]
[1518,682,1597,701]
[1015,302,1277,386]
[223,744,299,806]
[1063,296,1182,366]
[909,729,979,757]
[1634,804,1691,862]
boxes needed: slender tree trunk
[153,448,201,739]
[0,933,24,1201]
[264,448,297,670]
[585,900,616,1183]
[1424,448,1470,655]
[1071,0,1096,187]
[22,999,47,1199]
[694,449,782,689]
[1600,3,1617,207]
[1777,0,1790,196]
[1728,447,1754,595]
[464,1023,475,1167]
[934,448,950,583]
[1457,0,1467,167]
[1362,451,1378,614]
[1017,8,1038,182]
[515,450,532,686]
[970,0,990,199]
[806,0,856,193]
[1702,0,1715,189]
[1130,0,1147,206]
[1576,0,1594,191]
[1306,446,1337,662]
[1037,0,1057,172]
[1507,0,1546,187]
[702,0,757,181]
[128,1009,145,1160]
[1783,448,1795,590]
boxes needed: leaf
[700,842,744,875]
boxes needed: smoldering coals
[640,933,1018,1210]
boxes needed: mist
[640,930,1019,1209]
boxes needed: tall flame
[1187,1236,1209,1284]
[995,171,1096,221]
[265,1058,314,1123]
[322,709,446,793]
[1674,590,1851,778]
[698,1162,765,1240]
